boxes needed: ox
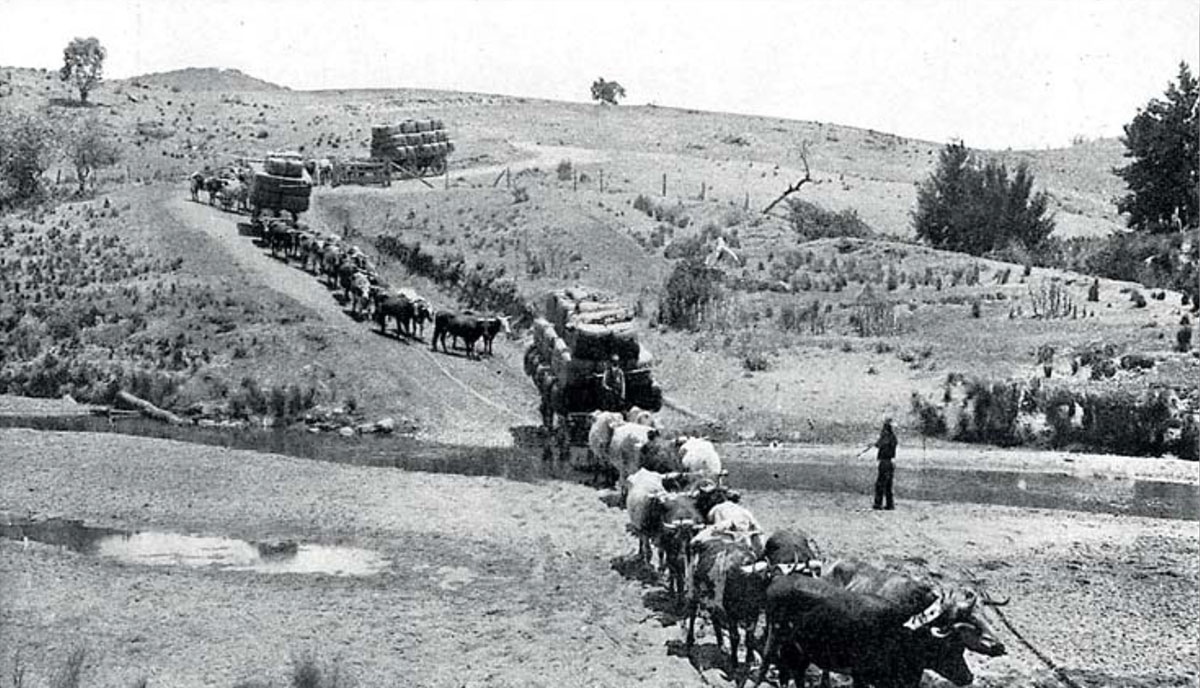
[825,559,1009,658]
[755,564,1004,688]
[675,436,723,479]
[204,176,225,205]
[431,311,485,358]
[189,172,205,202]
[685,528,765,671]
[374,293,416,338]
[684,528,822,676]
[607,422,681,498]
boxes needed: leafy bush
[659,258,723,331]
[555,159,573,182]
[787,199,874,241]
[912,375,1194,458]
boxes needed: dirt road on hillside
[169,196,539,446]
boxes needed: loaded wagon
[524,288,662,463]
[247,152,313,224]
[370,119,455,178]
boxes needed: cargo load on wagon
[370,119,455,177]
[247,151,313,222]
[526,286,662,432]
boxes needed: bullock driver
[600,354,626,412]
[869,418,897,510]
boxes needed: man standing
[869,418,897,510]
[600,353,626,412]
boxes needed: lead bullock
[756,559,1007,688]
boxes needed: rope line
[991,603,1086,688]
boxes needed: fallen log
[115,391,189,426]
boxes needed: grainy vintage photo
[0,1,1197,686]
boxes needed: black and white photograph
[0,1,1197,686]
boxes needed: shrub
[742,350,769,372]
[1130,289,1147,308]
[555,159,573,182]
[660,258,723,331]
[1178,324,1194,352]
[1087,278,1100,302]
[787,199,875,241]
[970,299,981,318]
[911,392,947,436]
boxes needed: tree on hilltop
[912,141,1054,256]
[1115,62,1198,233]
[60,37,106,104]
[591,78,626,106]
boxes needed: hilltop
[118,67,289,92]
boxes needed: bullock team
[590,408,1010,687]
[190,170,249,213]
[243,215,509,360]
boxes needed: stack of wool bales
[249,157,312,213]
[527,288,658,413]
[370,119,454,163]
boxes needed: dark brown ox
[431,311,507,359]
[373,293,416,338]
[825,558,1008,658]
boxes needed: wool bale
[264,157,305,178]
[565,321,640,362]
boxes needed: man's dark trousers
[874,459,894,510]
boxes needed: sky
[0,0,1196,149]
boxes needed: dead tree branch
[762,144,813,215]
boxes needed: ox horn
[931,621,979,639]
[981,591,1011,607]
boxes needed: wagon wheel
[427,156,447,177]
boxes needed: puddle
[1,516,388,577]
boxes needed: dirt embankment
[1,429,1196,688]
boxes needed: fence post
[744,192,749,210]
[599,169,604,193]
[573,170,578,192]
[661,173,667,197]
[506,167,511,188]
[700,181,706,200]
[445,159,449,190]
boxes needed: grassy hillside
[0,64,1195,452]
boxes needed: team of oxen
[591,409,1010,687]
[248,217,509,359]
[190,170,250,213]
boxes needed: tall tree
[912,142,1054,255]
[60,37,106,104]
[590,78,626,106]
[1115,62,1198,233]
[65,116,121,193]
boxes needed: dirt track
[168,195,537,447]
[0,429,1196,688]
